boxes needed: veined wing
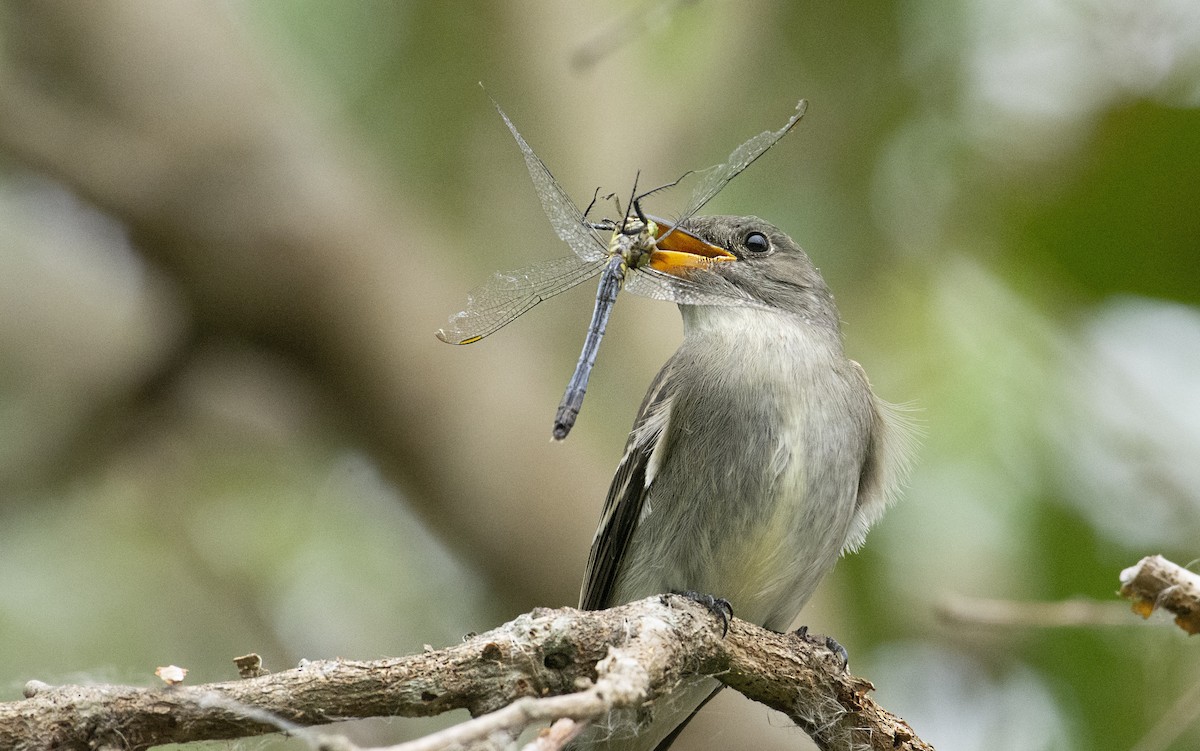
[624,264,761,309]
[436,255,607,344]
[492,99,609,264]
[676,99,808,223]
[622,99,808,308]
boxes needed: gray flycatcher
[572,215,912,751]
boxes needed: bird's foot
[793,626,849,671]
[671,590,734,637]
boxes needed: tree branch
[0,595,931,751]
[1119,554,1200,635]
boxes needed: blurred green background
[1,1,1198,749]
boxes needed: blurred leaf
[1020,102,1200,304]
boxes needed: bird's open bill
[647,222,736,274]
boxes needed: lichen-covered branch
[1119,554,1200,635]
[0,595,931,751]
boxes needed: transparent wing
[492,99,609,264]
[677,99,808,221]
[436,256,607,344]
[624,265,763,309]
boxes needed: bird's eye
[744,231,770,253]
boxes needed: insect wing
[492,100,609,264]
[436,256,607,344]
[677,99,808,221]
[623,265,759,309]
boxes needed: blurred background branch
[936,594,1134,629]
[0,0,602,608]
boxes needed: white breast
[613,305,871,630]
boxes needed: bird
[573,215,912,751]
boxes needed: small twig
[519,718,586,751]
[1119,555,1200,635]
[379,693,607,751]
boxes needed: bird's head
[652,215,839,330]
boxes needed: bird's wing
[579,359,677,610]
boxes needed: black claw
[824,636,849,671]
[673,590,734,637]
[793,626,850,671]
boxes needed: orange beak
[647,222,735,275]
